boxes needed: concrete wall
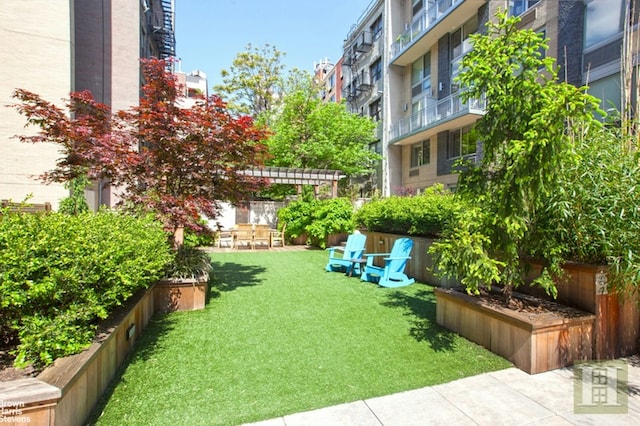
[0,0,72,208]
[75,0,141,210]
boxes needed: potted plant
[156,246,213,312]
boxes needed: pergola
[240,167,347,198]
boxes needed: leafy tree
[266,88,379,175]
[213,43,286,117]
[12,58,268,245]
[430,12,601,300]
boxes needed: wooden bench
[1,199,52,213]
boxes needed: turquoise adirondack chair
[325,233,367,274]
[360,238,415,287]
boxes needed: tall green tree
[266,88,379,175]
[430,12,601,300]
[213,43,286,117]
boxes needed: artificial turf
[92,249,511,425]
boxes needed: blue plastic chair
[360,238,415,287]
[325,233,367,274]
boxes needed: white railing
[391,0,463,59]
[390,91,485,141]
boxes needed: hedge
[0,210,172,368]
[354,185,459,238]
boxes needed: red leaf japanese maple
[12,58,269,241]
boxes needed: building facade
[341,0,386,196]
[342,0,635,196]
[176,69,209,108]
[0,0,175,210]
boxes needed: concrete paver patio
[245,358,640,425]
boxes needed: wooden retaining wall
[363,232,638,361]
[435,288,595,374]
[0,278,210,425]
[522,263,640,360]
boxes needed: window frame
[446,127,476,160]
[410,139,431,168]
[509,0,541,17]
[370,15,383,40]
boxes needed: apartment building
[176,69,209,108]
[0,0,175,210]
[342,0,634,196]
[341,0,386,196]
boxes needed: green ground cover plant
[92,250,511,425]
[0,210,171,368]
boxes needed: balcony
[342,85,358,102]
[353,31,373,53]
[356,71,374,92]
[390,91,485,145]
[390,0,486,67]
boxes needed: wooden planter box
[155,276,209,313]
[0,276,212,425]
[435,287,596,374]
[291,232,348,248]
[0,286,156,426]
[521,262,640,360]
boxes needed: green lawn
[92,250,511,425]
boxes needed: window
[370,15,382,40]
[329,73,336,89]
[587,73,622,116]
[369,98,382,121]
[411,140,431,168]
[370,57,382,84]
[584,0,625,49]
[411,52,431,98]
[446,127,476,159]
[509,0,540,17]
[412,0,424,18]
[451,17,477,89]
[537,28,546,61]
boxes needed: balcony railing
[390,91,485,141]
[391,0,463,59]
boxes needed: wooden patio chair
[216,229,234,248]
[269,222,286,248]
[234,224,254,249]
[253,224,271,249]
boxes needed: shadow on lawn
[209,261,267,299]
[86,312,180,424]
[382,288,457,352]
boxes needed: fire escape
[146,0,175,61]
[342,30,374,106]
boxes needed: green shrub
[528,124,640,298]
[0,210,172,368]
[354,185,458,237]
[277,197,355,248]
[183,223,216,248]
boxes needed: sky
[174,0,375,89]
